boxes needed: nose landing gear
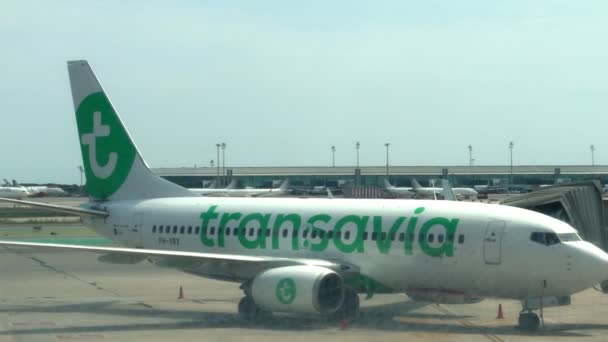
[518,311,540,332]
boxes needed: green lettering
[199,205,219,247]
[419,217,459,257]
[334,215,368,253]
[218,212,242,247]
[272,214,302,250]
[238,213,270,249]
[404,207,425,254]
[308,214,331,252]
[373,216,406,254]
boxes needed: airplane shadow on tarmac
[0,299,605,338]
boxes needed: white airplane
[6,180,67,197]
[0,186,30,199]
[385,179,456,201]
[26,185,68,197]
[411,179,479,200]
[2,61,608,332]
[382,179,416,198]
[190,180,289,197]
[189,179,237,196]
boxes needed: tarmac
[1,225,608,341]
[1,194,608,341]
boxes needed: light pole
[468,145,473,167]
[221,142,226,186]
[385,143,390,177]
[331,145,336,167]
[356,142,360,168]
[216,143,220,185]
[591,144,595,166]
[509,141,514,188]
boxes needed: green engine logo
[276,278,296,304]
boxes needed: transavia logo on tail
[276,278,296,304]
[76,92,136,198]
[81,111,117,179]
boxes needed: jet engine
[251,265,344,314]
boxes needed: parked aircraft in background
[4,180,67,197]
[291,185,341,197]
[26,185,68,197]
[0,186,30,199]
[190,180,290,197]
[2,60,608,332]
[384,179,458,201]
[189,179,237,196]
[382,179,416,198]
[411,179,478,200]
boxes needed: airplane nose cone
[576,242,608,285]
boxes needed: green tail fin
[67,60,193,201]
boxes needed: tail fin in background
[67,60,193,201]
[383,179,394,189]
[441,180,456,201]
[278,179,289,191]
[224,179,237,189]
[411,179,422,190]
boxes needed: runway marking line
[435,304,505,342]
[56,334,105,340]
[11,320,56,327]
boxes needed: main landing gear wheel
[331,287,360,321]
[238,296,261,321]
[518,312,540,332]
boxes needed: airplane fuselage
[84,197,599,301]
[0,187,29,199]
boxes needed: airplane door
[483,221,505,265]
[129,213,144,248]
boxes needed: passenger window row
[151,225,465,243]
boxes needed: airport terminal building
[154,165,608,190]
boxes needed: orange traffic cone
[178,286,185,300]
[496,304,504,319]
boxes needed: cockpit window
[558,233,582,242]
[530,232,561,246]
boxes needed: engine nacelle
[406,289,483,304]
[251,265,344,314]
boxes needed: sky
[1,1,608,184]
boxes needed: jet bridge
[501,181,608,251]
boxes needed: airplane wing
[0,197,108,218]
[0,240,355,282]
